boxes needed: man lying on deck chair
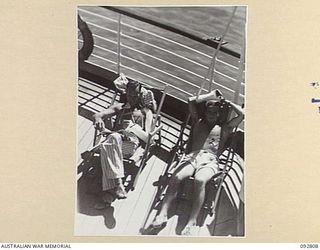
[93,78,156,208]
[150,89,244,236]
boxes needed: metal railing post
[209,6,237,92]
[233,35,245,105]
[80,7,245,102]
[117,14,122,74]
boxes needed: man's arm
[140,88,157,113]
[143,108,154,134]
[225,101,244,129]
[188,89,223,121]
[92,103,123,131]
[125,107,154,144]
[188,89,222,104]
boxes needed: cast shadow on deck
[77,144,171,230]
[77,163,116,229]
[141,177,240,236]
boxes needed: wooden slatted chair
[207,130,244,236]
[140,100,244,235]
[80,77,167,203]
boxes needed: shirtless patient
[150,89,244,236]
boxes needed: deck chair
[140,100,243,235]
[175,103,244,229]
[196,130,244,236]
[80,77,167,200]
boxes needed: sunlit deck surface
[76,79,243,237]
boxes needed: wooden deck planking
[76,74,244,236]
[77,116,93,144]
[78,79,118,112]
[198,213,215,236]
[107,161,152,234]
[124,156,167,235]
[79,78,107,92]
[79,82,104,95]
[77,116,95,164]
[157,119,181,151]
[91,217,113,236]
[76,130,243,236]
[78,115,89,130]
[76,109,170,235]
[76,110,244,236]
[210,190,237,236]
[80,215,106,236]
[79,78,117,101]
[77,125,92,145]
[159,127,177,151]
[104,166,153,235]
[78,89,113,110]
[165,215,179,236]
[76,151,168,236]
[222,154,244,213]
[90,199,126,236]
[112,156,165,235]
[78,91,93,102]
[74,213,87,235]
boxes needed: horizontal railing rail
[102,6,241,58]
[78,6,245,106]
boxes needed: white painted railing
[78,7,245,105]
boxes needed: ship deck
[75,78,243,237]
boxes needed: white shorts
[180,149,219,174]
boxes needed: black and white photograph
[76,6,246,237]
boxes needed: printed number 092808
[300,244,319,248]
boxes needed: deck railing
[78,6,245,105]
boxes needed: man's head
[205,100,221,124]
[126,80,141,107]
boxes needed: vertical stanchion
[196,7,237,97]
[209,6,237,92]
[117,14,122,74]
[133,85,168,190]
[233,35,245,105]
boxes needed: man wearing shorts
[150,89,244,236]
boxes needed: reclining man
[93,78,157,208]
[150,89,244,236]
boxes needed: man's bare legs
[151,162,194,227]
[182,167,215,235]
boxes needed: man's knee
[106,132,122,144]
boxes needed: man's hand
[214,89,223,98]
[218,95,226,103]
[94,117,105,131]
[219,98,228,105]
[99,128,112,137]
[214,89,226,102]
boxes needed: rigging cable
[196,6,238,97]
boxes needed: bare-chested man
[150,89,244,236]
